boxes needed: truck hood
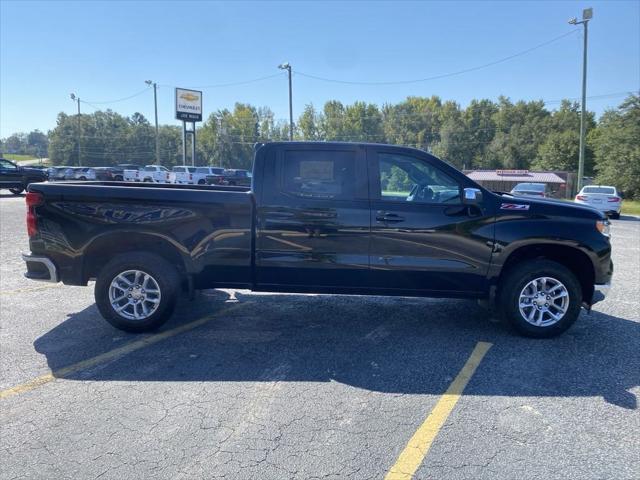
[496,193,606,220]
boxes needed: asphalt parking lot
[1,192,639,480]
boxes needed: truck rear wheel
[498,260,582,338]
[95,252,180,333]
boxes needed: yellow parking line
[385,341,493,480]
[0,303,244,400]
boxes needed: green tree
[590,94,640,199]
[3,133,27,154]
[26,130,49,157]
[298,104,322,140]
[462,99,498,168]
[320,100,347,141]
[532,100,595,174]
[482,97,550,169]
[382,96,442,150]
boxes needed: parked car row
[508,182,624,219]
[48,165,129,182]
[44,164,251,186]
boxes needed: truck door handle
[376,212,405,223]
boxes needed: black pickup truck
[0,158,48,194]
[22,142,613,338]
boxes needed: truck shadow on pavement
[34,291,639,410]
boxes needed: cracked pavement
[1,193,639,479]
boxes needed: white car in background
[192,166,224,185]
[169,166,196,184]
[123,167,140,182]
[72,167,97,181]
[137,165,171,183]
[575,185,622,219]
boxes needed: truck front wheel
[95,252,180,333]
[498,260,582,338]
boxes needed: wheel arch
[82,231,192,284]
[497,243,595,303]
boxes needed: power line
[69,73,284,109]
[81,87,152,105]
[159,73,285,90]
[294,30,580,86]
[542,91,637,104]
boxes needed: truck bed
[27,181,255,287]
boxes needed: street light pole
[145,80,160,165]
[569,7,593,192]
[278,63,293,141]
[70,93,81,166]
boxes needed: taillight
[189,174,193,180]
[26,192,44,237]
[576,195,588,201]
[608,196,620,202]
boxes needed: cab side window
[378,153,461,204]
[0,159,17,170]
[282,150,356,200]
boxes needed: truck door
[367,146,494,295]
[255,144,370,290]
[0,159,23,189]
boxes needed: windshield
[513,183,545,192]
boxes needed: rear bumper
[22,253,59,283]
[575,201,621,214]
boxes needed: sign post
[175,88,203,166]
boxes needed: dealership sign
[175,88,203,122]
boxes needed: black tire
[95,252,180,333]
[9,187,24,195]
[79,176,86,181]
[198,179,206,185]
[114,175,123,181]
[498,259,582,338]
[143,178,152,183]
[610,212,620,219]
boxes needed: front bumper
[591,281,611,305]
[22,253,59,283]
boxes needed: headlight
[596,219,610,237]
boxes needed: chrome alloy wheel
[518,276,570,327]
[108,270,161,321]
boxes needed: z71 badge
[500,203,530,210]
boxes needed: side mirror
[463,188,483,205]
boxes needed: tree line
[1,93,638,198]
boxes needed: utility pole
[70,93,81,166]
[278,62,293,140]
[145,80,161,165]
[569,7,593,192]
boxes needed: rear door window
[282,150,357,200]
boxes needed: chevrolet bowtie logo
[180,93,199,102]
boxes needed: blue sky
[1,0,638,137]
